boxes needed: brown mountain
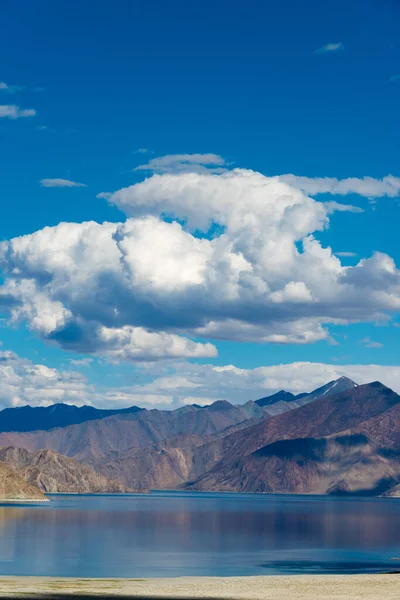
[0,401,265,462]
[0,461,47,501]
[89,417,264,490]
[0,447,132,493]
[187,430,400,495]
[88,381,391,492]
[0,380,398,497]
[87,378,365,489]
[186,382,400,493]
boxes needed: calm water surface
[0,492,399,577]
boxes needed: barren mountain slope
[186,382,400,491]
[0,447,132,493]
[0,401,263,461]
[0,460,47,500]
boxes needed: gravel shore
[0,574,398,599]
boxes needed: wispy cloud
[336,251,357,258]
[0,81,25,94]
[135,153,227,174]
[315,42,344,54]
[390,74,400,83]
[324,201,363,214]
[361,336,383,349]
[40,178,87,188]
[136,148,152,154]
[37,125,55,133]
[0,105,36,119]
[69,358,93,367]
[280,174,400,198]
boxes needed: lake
[0,492,399,577]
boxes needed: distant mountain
[0,377,397,497]
[255,390,296,407]
[0,378,356,439]
[255,377,358,414]
[0,447,132,493]
[89,380,395,492]
[0,461,47,501]
[0,403,143,433]
[186,382,400,493]
[0,401,265,462]
[301,376,358,403]
[90,417,261,491]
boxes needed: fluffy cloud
[2,349,400,411]
[1,164,400,360]
[315,42,344,54]
[0,105,36,118]
[40,178,87,188]
[0,350,176,410]
[280,174,400,198]
[95,326,217,361]
[0,350,92,408]
[112,360,400,407]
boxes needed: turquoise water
[0,491,399,577]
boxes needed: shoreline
[0,574,398,598]
[0,498,49,503]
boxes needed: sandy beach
[0,575,398,599]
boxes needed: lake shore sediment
[0,574,398,599]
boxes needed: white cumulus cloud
[2,350,400,410]
[0,350,92,408]
[114,360,400,407]
[1,162,400,361]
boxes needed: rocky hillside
[0,447,132,493]
[383,483,400,497]
[0,461,47,501]
[186,383,400,494]
[187,430,400,495]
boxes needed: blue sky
[1,0,400,408]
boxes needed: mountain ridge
[185,382,400,493]
[0,377,398,497]
[0,403,143,433]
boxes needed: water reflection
[0,493,398,577]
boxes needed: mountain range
[0,375,399,498]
